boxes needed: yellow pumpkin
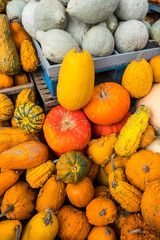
[0,219,22,240]
[57,46,95,110]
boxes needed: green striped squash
[0,94,14,122]
[57,150,89,184]
[14,102,45,133]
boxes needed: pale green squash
[6,0,26,23]
[150,20,160,43]
[106,14,118,34]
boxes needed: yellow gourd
[0,220,22,240]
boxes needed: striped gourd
[0,94,14,122]
[14,102,45,134]
[26,160,56,188]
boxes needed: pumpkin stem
[128,228,143,234]
[53,159,59,164]
[56,175,61,181]
[73,166,77,170]
[105,227,111,236]
[0,204,14,218]
[15,225,21,240]
[99,208,107,216]
[100,86,106,99]
[136,52,144,62]
[111,153,116,172]
[75,45,82,53]
[43,208,53,227]
[111,180,118,189]
[142,166,149,173]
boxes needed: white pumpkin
[36,29,77,63]
[67,0,119,24]
[6,0,27,23]
[66,15,90,47]
[82,25,114,57]
[106,14,118,34]
[22,0,38,39]
[58,0,69,6]
[114,20,148,53]
[142,20,151,37]
[115,0,148,21]
[150,20,160,43]
[34,0,67,31]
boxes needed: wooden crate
[31,69,59,114]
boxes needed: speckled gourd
[114,105,150,157]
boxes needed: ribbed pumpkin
[43,105,91,154]
[87,134,117,165]
[139,124,155,149]
[15,88,36,109]
[121,213,160,240]
[26,160,55,188]
[57,47,95,110]
[94,185,111,199]
[0,14,21,75]
[0,140,49,169]
[56,150,89,184]
[57,205,91,240]
[114,105,150,156]
[66,177,95,208]
[14,71,29,86]
[122,54,153,98]
[149,55,160,83]
[104,154,129,175]
[88,226,117,240]
[0,220,22,240]
[36,175,66,212]
[0,181,36,220]
[0,94,14,121]
[21,208,58,240]
[20,39,39,72]
[14,102,45,134]
[141,180,160,233]
[86,197,117,226]
[0,70,13,89]
[0,170,19,197]
[83,82,130,125]
[125,150,160,191]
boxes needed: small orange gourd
[139,124,155,148]
[149,55,160,82]
[0,70,13,89]
[0,170,19,196]
[0,94,14,121]
[94,185,111,199]
[88,226,117,240]
[0,219,22,240]
[87,158,100,182]
[14,71,29,86]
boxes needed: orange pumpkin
[94,185,111,199]
[0,70,13,89]
[88,226,117,240]
[149,55,160,83]
[14,71,29,86]
[0,170,19,197]
[83,82,130,125]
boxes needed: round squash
[0,220,22,240]
[149,55,160,83]
[14,71,29,86]
[83,82,130,125]
[0,94,14,122]
[0,71,13,89]
[150,19,160,43]
[88,226,117,240]
[57,46,95,110]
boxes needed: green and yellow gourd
[0,14,21,75]
[114,105,151,156]
[14,102,45,134]
[0,94,14,122]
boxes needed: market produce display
[0,0,160,239]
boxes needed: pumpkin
[20,39,39,72]
[21,208,58,240]
[94,185,111,199]
[114,105,150,156]
[86,196,117,226]
[57,205,91,240]
[135,83,160,135]
[92,111,131,137]
[83,82,130,125]
[122,54,153,98]
[88,226,117,240]
[0,127,39,153]
[43,105,91,154]
[96,167,109,187]
[139,124,155,148]
[10,21,31,52]
[126,150,160,191]
[14,102,45,134]
[0,0,7,13]
[15,88,36,109]
[6,0,26,23]
[0,220,22,240]
[26,160,55,188]
[66,177,94,208]
[57,46,95,110]
[0,140,49,169]
[150,20,160,43]
[14,71,29,86]
[149,56,160,83]
[0,120,9,127]
[0,14,21,75]
[57,150,89,184]
[36,175,66,212]
[87,159,100,182]
[0,70,13,89]
[0,170,19,197]
[87,134,117,165]
[0,94,14,122]
[121,213,160,240]
[104,154,129,175]
[141,180,160,232]
[0,181,36,220]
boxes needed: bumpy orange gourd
[0,170,19,197]
[125,150,160,191]
[113,206,130,237]
[57,47,95,110]
[139,124,155,148]
[36,175,66,212]
[0,70,13,89]
[141,180,160,233]
[122,54,153,98]
[86,197,117,226]
[20,39,39,72]
[15,88,36,109]
[0,220,22,240]
[66,177,95,208]
[10,22,31,52]
[14,71,29,86]
[104,154,129,175]
[88,226,117,240]
[57,205,91,240]
[0,94,14,121]
[0,181,36,220]
[121,213,160,240]
[87,158,100,182]
[149,55,160,82]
